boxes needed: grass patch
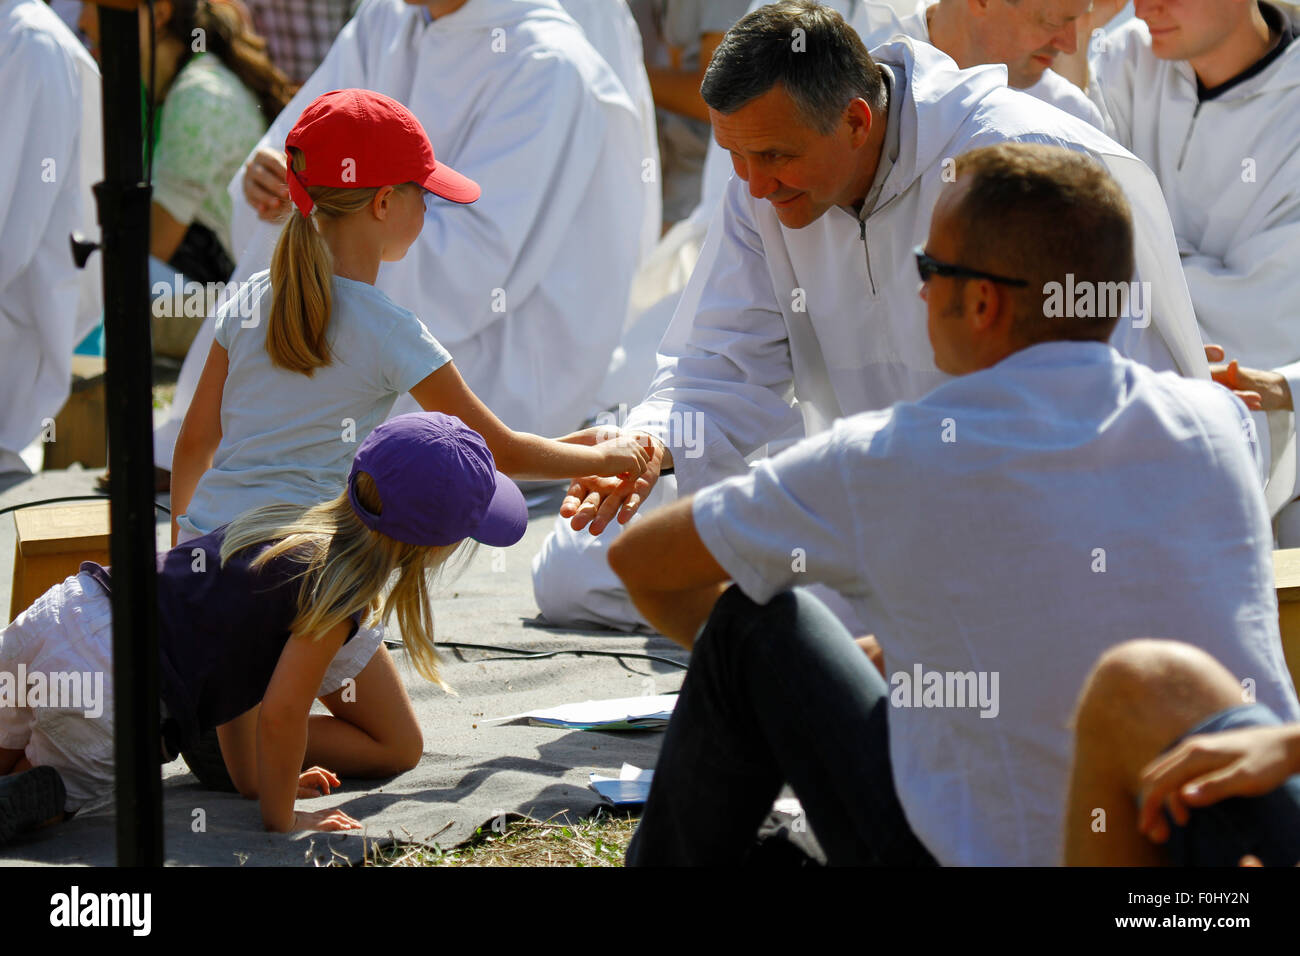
[362,808,638,867]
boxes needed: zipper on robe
[859,216,878,295]
[1176,102,1202,171]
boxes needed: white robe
[154,0,648,468]
[1090,10,1300,518]
[559,0,661,263]
[533,38,1209,629]
[0,0,102,473]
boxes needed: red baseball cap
[284,88,480,216]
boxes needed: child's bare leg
[1064,639,1245,865]
[307,646,422,777]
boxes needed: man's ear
[963,279,1004,332]
[845,98,873,148]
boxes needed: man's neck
[1188,3,1276,89]
[926,2,980,75]
[425,0,470,19]
[848,87,891,213]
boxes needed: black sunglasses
[913,246,1028,288]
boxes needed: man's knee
[697,586,844,663]
[1075,639,1244,746]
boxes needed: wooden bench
[43,354,107,470]
[1272,549,1300,694]
[9,500,111,621]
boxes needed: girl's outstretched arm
[408,363,650,481]
[171,343,229,546]
[257,620,358,833]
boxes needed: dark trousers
[627,586,938,866]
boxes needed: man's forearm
[626,582,729,649]
[647,67,710,123]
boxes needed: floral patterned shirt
[152,53,268,260]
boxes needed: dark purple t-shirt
[81,527,359,750]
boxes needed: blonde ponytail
[267,148,387,376]
[220,472,475,690]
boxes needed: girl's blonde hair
[219,471,473,690]
[267,149,417,375]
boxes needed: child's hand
[297,766,341,798]
[292,808,363,832]
[593,432,652,481]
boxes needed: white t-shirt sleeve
[691,422,870,606]
[212,293,239,351]
[378,311,453,394]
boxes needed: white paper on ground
[484,694,677,731]
[589,763,654,804]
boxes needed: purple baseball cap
[346,413,527,547]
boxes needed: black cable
[387,638,688,671]
[0,494,171,517]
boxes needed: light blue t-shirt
[180,270,452,537]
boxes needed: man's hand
[558,427,672,535]
[243,146,290,221]
[1137,723,1300,843]
[1205,344,1293,412]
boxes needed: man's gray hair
[701,0,887,134]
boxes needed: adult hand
[1137,723,1299,843]
[243,146,290,221]
[558,427,671,535]
[297,766,340,799]
[1205,344,1293,412]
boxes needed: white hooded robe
[0,0,102,474]
[1090,8,1300,521]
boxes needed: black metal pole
[94,5,164,866]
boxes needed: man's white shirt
[692,342,1300,865]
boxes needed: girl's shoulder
[330,276,425,331]
[214,270,273,345]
